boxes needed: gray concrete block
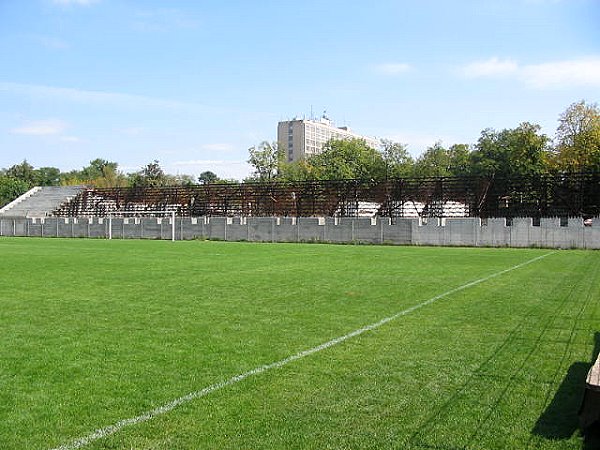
[247,217,274,242]
[324,218,353,243]
[296,217,323,242]
[563,218,585,249]
[390,218,415,245]
[540,218,560,248]
[27,219,44,237]
[273,217,300,242]
[354,217,381,244]
[207,217,227,240]
[446,218,478,246]
[141,218,161,240]
[71,220,90,238]
[414,218,445,246]
[479,218,510,247]
[511,218,533,248]
[88,221,106,238]
[584,218,600,249]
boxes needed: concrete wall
[0,215,598,249]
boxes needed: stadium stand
[50,173,600,219]
[0,186,84,218]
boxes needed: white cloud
[523,0,563,4]
[11,119,68,136]
[521,57,600,88]
[373,63,412,76]
[201,143,235,152]
[459,56,600,89]
[36,35,69,49]
[120,127,146,136]
[461,57,518,78]
[10,118,82,142]
[132,8,200,32]
[60,136,82,143]
[51,0,99,5]
[0,81,200,110]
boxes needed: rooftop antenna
[310,105,313,120]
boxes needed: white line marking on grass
[51,251,554,450]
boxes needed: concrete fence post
[172,211,176,242]
[271,217,275,243]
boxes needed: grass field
[1,238,599,449]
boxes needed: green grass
[1,238,599,449]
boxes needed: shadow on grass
[532,332,600,448]
[532,362,589,438]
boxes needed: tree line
[1,100,598,207]
[247,100,600,182]
[0,157,235,207]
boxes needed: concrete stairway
[0,186,85,217]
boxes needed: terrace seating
[52,188,185,217]
[580,354,600,429]
[45,173,600,219]
[0,186,84,218]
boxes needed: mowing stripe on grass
[50,251,554,450]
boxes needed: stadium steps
[0,186,85,218]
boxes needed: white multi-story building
[277,116,379,163]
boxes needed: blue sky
[0,0,598,179]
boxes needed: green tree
[81,159,119,180]
[198,171,219,184]
[130,160,167,188]
[469,123,549,178]
[214,178,240,185]
[34,167,61,186]
[308,138,385,180]
[413,142,471,178]
[0,176,29,207]
[172,174,196,186]
[414,142,452,177]
[59,170,85,186]
[6,160,36,186]
[58,159,125,187]
[247,141,284,181]
[381,139,414,178]
[553,100,600,172]
[278,159,316,181]
[447,144,472,177]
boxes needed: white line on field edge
[50,251,554,450]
